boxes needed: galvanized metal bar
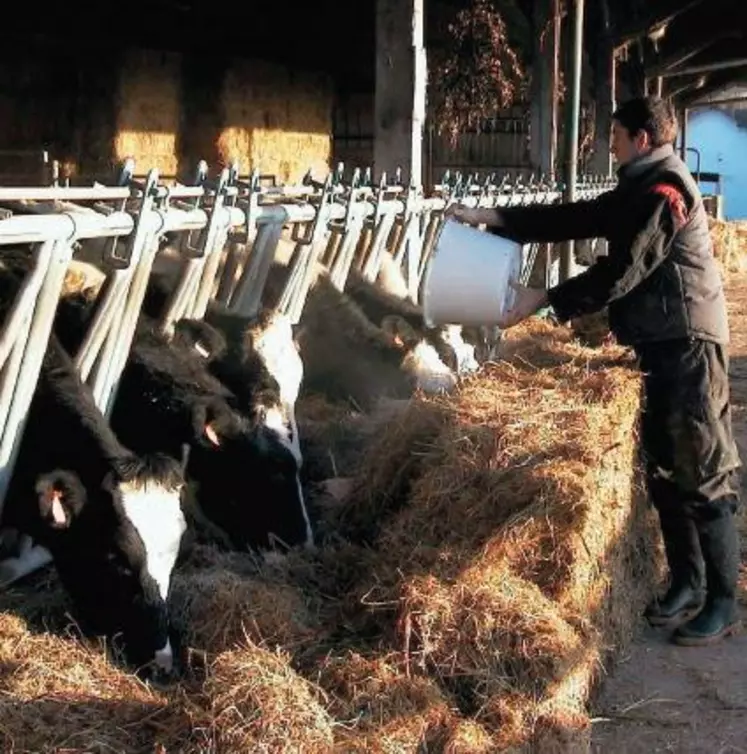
[228,221,284,317]
[0,238,74,517]
[560,0,585,283]
[92,171,162,416]
[0,316,33,444]
[0,212,135,245]
[74,276,130,381]
[189,171,236,320]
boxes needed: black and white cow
[143,274,306,506]
[265,268,457,410]
[0,254,187,674]
[0,339,186,673]
[345,266,480,377]
[53,293,313,553]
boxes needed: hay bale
[0,613,184,753]
[317,651,455,753]
[217,60,332,182]
[169,546,325,655]
[322,397,448,544]
[114,49,181,176]
[710,217,747,274]
[0,317,655,752]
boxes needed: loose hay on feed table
[326,318,658,750]
[0,317,658,752]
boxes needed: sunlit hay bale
[710,217,747,274]
[217,60,332,183]
[399,567,585,699]
[170,545,326,656]
[202,645,334,752]
[530,709,593,753]
[441,719,497,753]
[113,49,181,176]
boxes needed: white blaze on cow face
[119,480,186,603]
[252,313,303,405]
[251,312,304,463]
[439,325,480,375]
[262,405,314,549]
[402,340,458,394]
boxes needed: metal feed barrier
[0,159,615,583]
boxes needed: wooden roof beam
[614,0,707,49]
[647,31,737,77]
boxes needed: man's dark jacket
[497,144,729,347]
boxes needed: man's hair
[612,96,678,147]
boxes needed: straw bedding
[710,217,747,274]
[0,317,656,752]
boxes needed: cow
[52,291,314,554]
[142,275,307,505]
[369,249,502,369]
[345,264,481,377]
[260,266,456,410]
[0,260,186,675]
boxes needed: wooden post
[530,0,561,177]
[374,0,426,186]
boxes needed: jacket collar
[617,143,675,182]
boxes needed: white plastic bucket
[422,219,523,327]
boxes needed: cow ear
[173,319,227,362]
[35,471,86,529]
[381,315,418,349]
[193,399,235,448]
[204,422,221,447]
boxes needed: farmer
[447,96,742,646]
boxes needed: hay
[710,217,747,274]
[202,646,334,752]
[331,317,655,748]
[218,60,332,182]
[0,317,655,752]
[114,49,181,177]
[169,545,326,655]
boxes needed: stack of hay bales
[216,60,333,184]
[0,318,657,752]
[113,49,182,178]
[710,217,747,274]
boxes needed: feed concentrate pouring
[422,219,523,328]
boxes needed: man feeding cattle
[447,96,741,646]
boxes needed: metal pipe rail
[0,161,619,588]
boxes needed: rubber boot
[673,511,741,646]
[645,507,705,628]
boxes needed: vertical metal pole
[560,0,585,283]
[550,0,561,180]
[679,108,689,161]
[0,239,73,514]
